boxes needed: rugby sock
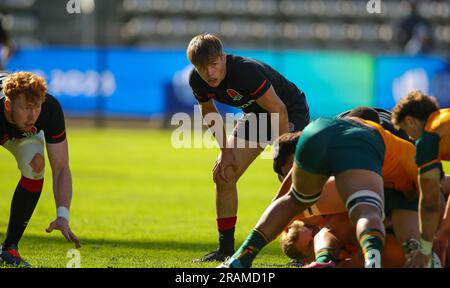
[217,217,237,254]
[358,228,384,268]
[231,229,269,268]
[2,176,43,250]
[315,247,337,264]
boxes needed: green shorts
[384,188,418,218]
[294,118,385,176]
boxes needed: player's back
[227,55,306,110]
[425,109,450,161]
[356,118,418,193]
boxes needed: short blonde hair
[187,33,223,68]
[280,220,310,260]
[2,72,47,103]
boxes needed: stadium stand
[0,0,448,54]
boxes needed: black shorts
[384,188,418,218]
[232,110,309,147]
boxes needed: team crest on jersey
[22,126,38,137]
[226,89,244,101]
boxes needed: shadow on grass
[0,233,290,268]
[0,233,283,257]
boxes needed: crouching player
[392,91,450,268]
[276,108,445,267]
[220,113,398,268]
[0,71,80,267]
[273,116,420,267]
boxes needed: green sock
[231,229,269,268]
[358,228,384,268]
[315,247,336,263]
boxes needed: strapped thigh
[3,131,45,179]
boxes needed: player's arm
[398,137,420,199]
[417,168,442,249]
[436,175,450,237]
[414,132,442,243]
[198,99,237,183]
[198,99,227,150]
[442,175,450,195]
[434,192,450,264]
[256,85,289,137]
[47,139,72,211]
[46,139,81,248]
[406,131,443,267]
[273,168,293,201]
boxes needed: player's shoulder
[426,109,450,131]
[44,93,59,104]
[227,54,262,71]
[42,94,63,111]
[227,54,266,86]
[188,67,204,86]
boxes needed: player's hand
[405,249,431,268]
[213,149,237,184]
[46,217,81,249]
[433,231,449,265]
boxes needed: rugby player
[187,33,310,262]
[220,107,428,268]
[282,217,410,268]
[0,71,80,267]
[392,90,450,268]
[275,108,423,267]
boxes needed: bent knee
[30,153,45,173]
[214,165,239,187]
[19,153,45,179]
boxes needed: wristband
[57,206,70,221]
[419,237,432,255]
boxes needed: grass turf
[0,127,287,268]
[1,127,449,268]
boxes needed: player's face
[399,116,424,141]
[294,226,315,259]
[196,54,226,87]
[6,95,42,132]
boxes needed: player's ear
[4,97,11,112]
[404,116,417,127]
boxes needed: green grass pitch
[0,127,289,268]
[1,127,449,268]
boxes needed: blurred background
[1,0,449,121]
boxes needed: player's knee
[346,190,385,223]
[30,153,45,173]
[214,166,239,187]
[20,153,45,180]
